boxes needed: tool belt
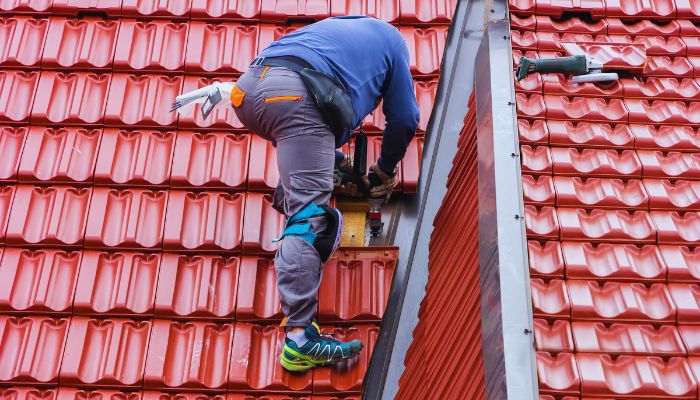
[252,56,353,147]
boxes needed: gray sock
[287,329,308,347]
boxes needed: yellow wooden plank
[337,200,367,247]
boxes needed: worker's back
[259,16,410,129]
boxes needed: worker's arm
[377,40,420,176]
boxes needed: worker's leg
[234,66,361,370]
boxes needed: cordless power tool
[516,54,619,83]
[334,130,385,237]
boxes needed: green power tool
[516,54,618,83]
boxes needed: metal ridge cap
[474,8,539,400]
[362,0,490,398]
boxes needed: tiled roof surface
[0,0,453,398]
[510,2,700,399]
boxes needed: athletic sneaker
[280,322,364,372]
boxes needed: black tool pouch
[299,68,353,146]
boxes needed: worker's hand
[363,162,397,200]
[336,155,354,175]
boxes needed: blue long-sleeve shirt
[259,16,420,176]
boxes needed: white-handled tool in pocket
[170,82,235,119]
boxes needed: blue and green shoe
[280,322,364,372]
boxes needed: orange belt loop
[280,317,288,328]
[260,66,270,81]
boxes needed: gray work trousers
[234,65,336,327]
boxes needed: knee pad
[274,203,343,263]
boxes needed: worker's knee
[274,203,343,263]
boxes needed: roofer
[232,16,419,371]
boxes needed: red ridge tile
[7,185,92,248]
[318,249,397,323]
[638,150,700,180]
[330,0,400,24]
[228,323,311,393]
[580,354,696,398]
[558,209,656,243]
[670,283,700,324]
[622,77,700,100]
[679,20,700,36]
[0,186,15,243]
[607,18,680,35]
[554,177,648,209]
[42,18,118,70]
[235,256,282,322]
[545,96,628,123]
[144,320,233,391]
[398,0,455,25]
[624,99,700,125]
[399,26,447,77]
[521,145,553,175]
[0,0,52,14]
[312,324,378,394]
[114,20,189,73]
[163,190,244,253]
[531,278,570,319]
[645,179,700,211]
[522,174,555,205]
[190,0,261,20]
[535,15,606,34]
[50,0,121,16]
[257,25,301,53]
[533,319,574,352]
[94,129,175,187]
[31,72,110,125]
[537,0,604,18]
[563,242,665,282]
[242,192,283,254]
[171,131,249,190]
[0,71,40,124]
[662,245,700,282]
[0,248,81,314]
[528,241,564,277]
[510,14,537,31]
[548,121,634,149]
[651,211,700,244]
[247,135,278,191]
[155,254,238,320]
[644,56,695,78]
[185,22,258,76]
[104,74,182,128]
[605,0,676,20]
[84,188,167,250]
[73,251,160,317]
[0,315,69,385]
[632,125,700,152]
[525,205,560,240]
[178,76,243,130]
[517,93,547,119]
[536,352,580,395]
[58,389,140,400]
[60,317,151,387]
[0,126,29,181]
[0,17,48,69]
[260,0,330,23]
[677,0,700,19]
[567,281,676,323]
[19,127,101,185]
[519,119,549,145]
[0,387,58,400]
[572,322,685,355]
[551,148,642,178]
[121,0,192,18]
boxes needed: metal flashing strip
[475,14,539,400]
[363,0,490,398]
